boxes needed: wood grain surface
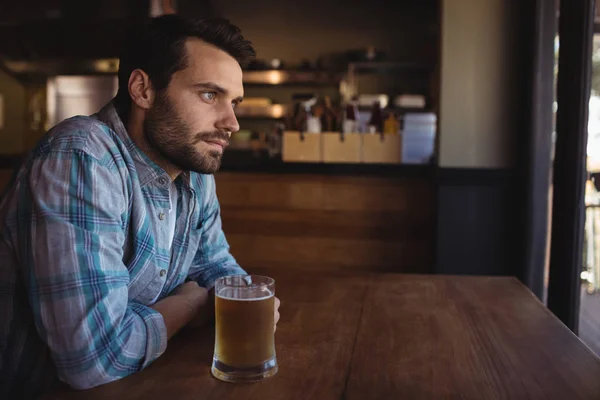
[346,274,600,400]
[45,270,600,400]
[0,169,436,273]
[45,269,368,400]
[215,172,435,273]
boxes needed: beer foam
[216,286,274,301]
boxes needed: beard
[143,91,230,174]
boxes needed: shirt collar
[96,101,192,188]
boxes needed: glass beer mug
[211,275,278,382]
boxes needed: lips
[203,139,228,150]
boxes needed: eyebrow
[193,81,243,103]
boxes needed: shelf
[235,104,288,119]
[219,152,436,177]
[241,65,431,85]
[233,103,432,119]
[347,61,433,73]
[1,57,120,79]
[242,69,341,85]
[357,105,432,114]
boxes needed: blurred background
[0,0,598,356]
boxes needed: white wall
[439,0,518,168]
[47,76,118,128]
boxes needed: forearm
[151,282,209,338]
[188,287,216,327]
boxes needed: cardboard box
[282,131,322,162]
[362,133,402,164]
[322,132,362,163]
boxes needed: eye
[200,92,217,102]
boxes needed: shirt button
[159,269,167,277]
[158,177,168,185]
[158,212,165,220]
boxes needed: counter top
[219,151,435,177]
[45,268,600,400]
[0,153,436,178]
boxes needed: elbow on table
[59,371,120,391]
[57,356,141,390]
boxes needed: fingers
[274,297,280,333]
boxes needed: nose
[216,105,240,135]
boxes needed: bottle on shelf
[267,123,284,158]
[286,93,315,131]
[303,96,321,133]
[367,100,383,134]
[320,96,339,132]
[383,111,400,135]
[342,96,360,133]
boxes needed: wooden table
[47,270,600,399]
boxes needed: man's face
[144,38,243,174]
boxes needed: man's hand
[152,281,209,339]
[186,290,281,333]
[274,297,280,333]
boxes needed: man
[0,14,279,398]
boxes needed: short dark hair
[114,14,255,119]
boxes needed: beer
[215,292,275,367]
[212,275,278,382]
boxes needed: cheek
[177,97,216,134]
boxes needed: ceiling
[0,0,220,81]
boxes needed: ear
[128,69,155,110]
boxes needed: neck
[126,108,181,181]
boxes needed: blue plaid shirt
[0,102,245,397]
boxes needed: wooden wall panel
[215,172,435,273]
[0,169,435,273]
[226,235,432,273]
[216,173,433,213]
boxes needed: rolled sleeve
[129,302,168,368]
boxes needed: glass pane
[579,33,600,357]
